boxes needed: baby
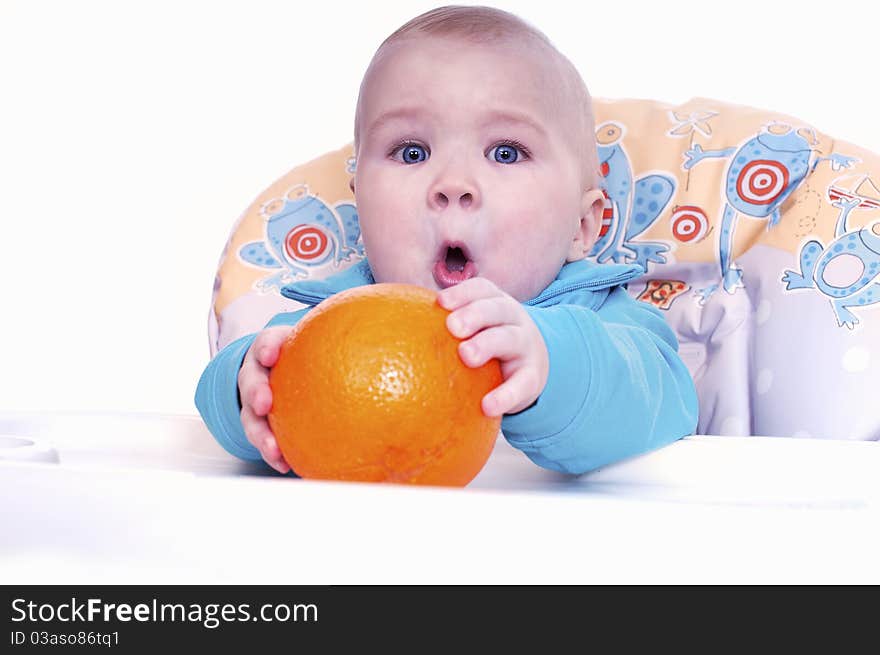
[195,5,699,475]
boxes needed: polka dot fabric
[208,98,880,441]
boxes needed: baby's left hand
[437,278,548,417]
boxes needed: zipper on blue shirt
[524,270,636,306]
[280,288,328,305]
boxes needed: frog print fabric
[207,98,880,443]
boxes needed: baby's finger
[458,324,522,367]
[436,277,501,310]
[252,326,293,368]
[241,403,272,450]
[241,405,290,474]
[447,296,524,339]
[249,382,273,417]
[260,436,291,474]
[481,368,539,417]
[254,339,283,368]
[238,358,272,415]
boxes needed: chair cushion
[208,97,880,440]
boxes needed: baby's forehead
[371,34,567,85]
[360,35,583,121]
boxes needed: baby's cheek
[370,247,437,289]
[487,252,561,301]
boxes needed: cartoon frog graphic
[589,122,676,274]
[782,175,880,329]
[238,184,363,291]
[683,124,857,302]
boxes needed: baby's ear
[566,188,605,262]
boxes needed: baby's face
[353,36,599,301]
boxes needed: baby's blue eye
[394,144,428,164]
[488,144,524,164]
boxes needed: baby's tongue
[446,246,467,272]
[432,246,477,288]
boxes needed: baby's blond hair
[354,5,599,188]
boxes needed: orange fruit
[268,283,503,486]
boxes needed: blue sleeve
[194,310,310,461]
[501,288,699,474]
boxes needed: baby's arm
[440,279,698,474]
[195,311,309,472]
[502,288,698,474]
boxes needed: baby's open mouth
[446,246,467,272]
[433,243,478,288]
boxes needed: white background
[3,0,880,416]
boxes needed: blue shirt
[195,259,699,474]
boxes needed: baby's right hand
[238,325,294,473]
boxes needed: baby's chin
[371,269,439,291]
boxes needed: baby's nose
[428,170,479,211]
[432,189,473,210]
[427,155,480,212]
